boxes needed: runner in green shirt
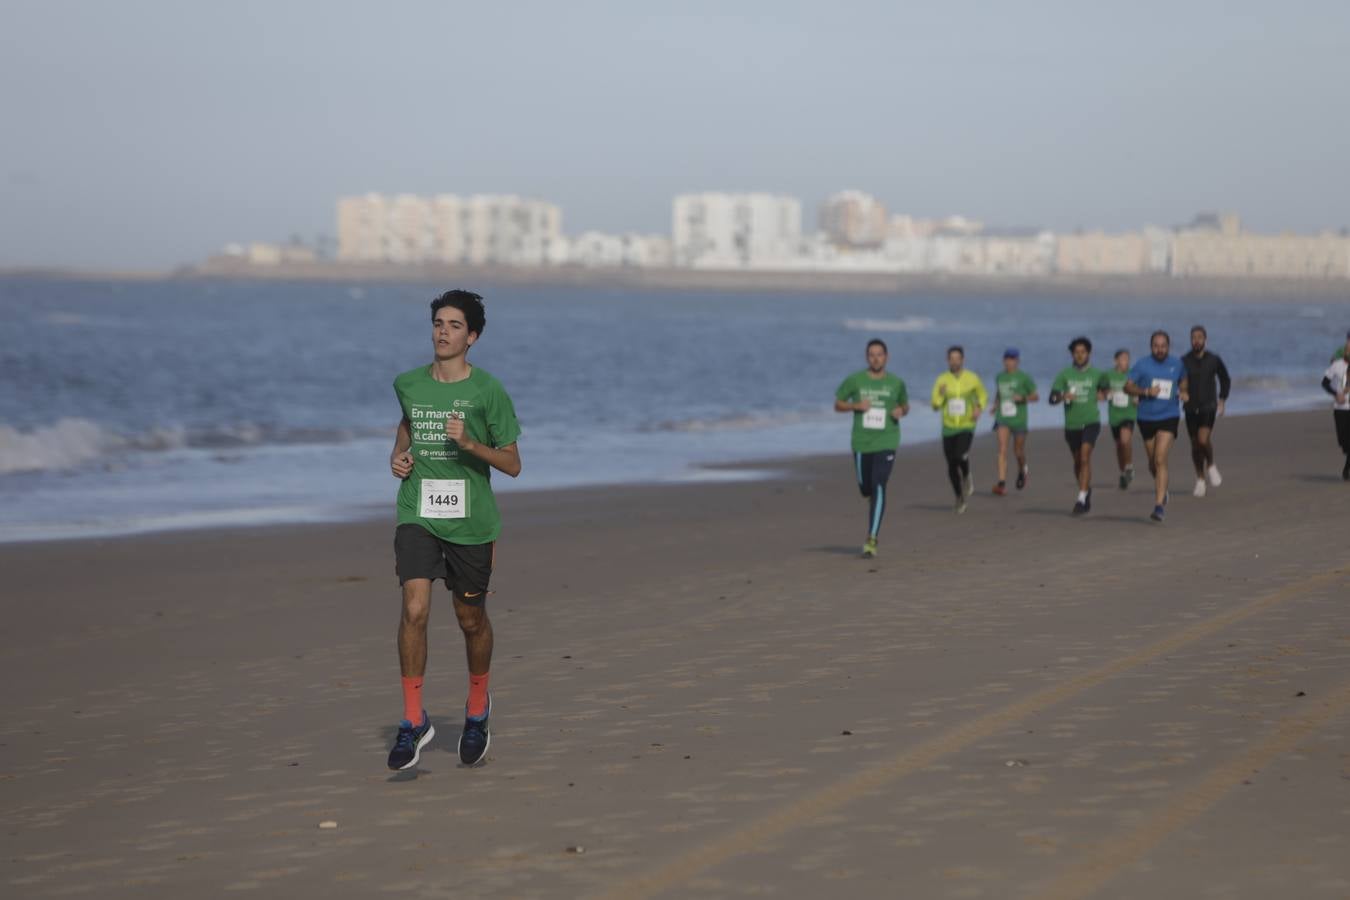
[987,347,1038,496]
[386,290,522,771]
[834,339,910,557]
[1102,348,1138,490]
[1049,336,1107,516]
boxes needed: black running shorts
[1109,421,1134,443]
[1184,406,1218,436]
[1064,422,1101,454]
[1138,417,1180,440]
[395,523,494,600]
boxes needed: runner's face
[1151,335,1169,360]
[1072,345,1089,367]
[1115,353,1130,372]
[1003,357,1017,373]
[432,307,476,360]
[866,345,887,372]
[947,351,963,373]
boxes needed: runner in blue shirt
[1125,330,1189,522]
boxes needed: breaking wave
[842,316,937,333]
[0,418,388,475]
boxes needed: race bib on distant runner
[862,406,887,430]
[1000,400,1017,417]
[947,397,967,417]
[1111,390,1129,408]
[420,478,467,519]
[1154,379,1174,400]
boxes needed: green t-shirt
[1101,369,1138,426]
[394,365,521,545]
[835,370,908,453]
[993,370,1036,430]
[1051,365,1105,430]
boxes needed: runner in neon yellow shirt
[930,345,988,513]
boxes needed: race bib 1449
[420,478,467,519]
[862,406,887,430]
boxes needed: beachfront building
[672,192,802,268]
[1171,213,1350,280]
[336,192,564,266]
[568,233,673,268]
[820,190,889,248]
[1055,227,1172,275]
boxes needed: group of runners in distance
[835,326,1234,557]
[379,289,1346,773]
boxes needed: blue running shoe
[458,694,491,766]
[1150,504,1165,522]
[387,712,435,771]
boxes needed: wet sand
[2,409,1349,899]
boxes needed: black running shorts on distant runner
[1184,406,1218,436]
[1138,417,1179,440]
[1110,421,1134,443]
[395,523,494,599]
[1064,423,1101,454]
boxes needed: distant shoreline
[5,260,1350,300]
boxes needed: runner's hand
[856,398,872,412]
[443,416,476,450]
[890,405,903,420]
[1147,385,1161,398]
[1179,389,1190,404]
[937,384,947,398]
[1338,392,1348,406]
[391,451,414,478]
[1217,399,1225,416]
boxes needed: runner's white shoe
[1193,478,1207,498]
[1207,465,1222,487]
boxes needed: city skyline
[3,1,1349,268]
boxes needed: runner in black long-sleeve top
[1181,325,1231,497]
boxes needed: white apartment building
[672,192,802,268]
[336,192,563,266]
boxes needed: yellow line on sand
[594,566,1349,900]
[1036,675,1350,900]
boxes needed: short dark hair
[1114,348,1130,359]
[1190,324,1207,337]
[946,345,964,357]
[1150,330,1170,345]
[430,289,486,337]
[867,338,888,354]
[1068,336,1092,353]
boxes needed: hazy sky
[2,0,1348,268]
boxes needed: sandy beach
[3,408,1349,899]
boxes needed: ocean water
[1,277,1342,541]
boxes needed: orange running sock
[467,672,490,718]
[401,676,424,725]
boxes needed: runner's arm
[461,440,521,478]
[390,417,413,478]
[1215,356,1232,401]
[1323,376,1338,397]
[1178,373,1190,405]
[835,397,865,413]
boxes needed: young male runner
[835,339,910,557]
[1126,331,1188,522]
[387,290,522,770]
[1321,332,1350,480]
[1048,337,1106,515]
[931,346,988,514]
[1103,349,1138,490]
[989,348,1037,495]
[1181,325,1232,497]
